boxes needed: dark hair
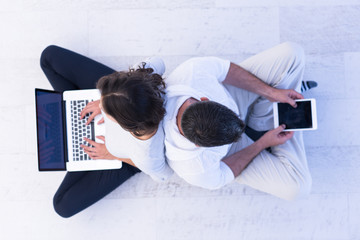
[181,101,245,147]
[97,66,165,136]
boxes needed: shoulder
[141,123,165,152]
[170,57,228,73]
[132,123,165,159]
[166,57,229,84]
[187,56,230,70]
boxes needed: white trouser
[224,42,312,200]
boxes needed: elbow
[151,174,171,183]
[148,166,174,183]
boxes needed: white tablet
[273,98,317,131]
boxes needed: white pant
[224,42,312,200]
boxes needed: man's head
[181,100,245,147]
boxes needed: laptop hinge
[62,99,69,163]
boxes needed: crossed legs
[40,45,140,217]
[225,42,312,200]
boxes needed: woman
[40,45,173,218]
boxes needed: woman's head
[97,66,165,137]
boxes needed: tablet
[273,99,317,131]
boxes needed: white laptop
[35,88,122,172]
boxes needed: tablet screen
[278,100,313,129]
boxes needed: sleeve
[145,159,174,183]
[133,125,174,183]
[132,152,174,183]
[181,160,235,190]
[192,57,231,83]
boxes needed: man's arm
[223,63,303,107]
[222,125,293,177]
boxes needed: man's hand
[267,89,304,108]
[258,125,294,149]
[80,100,102,125]
[81,136,115,160]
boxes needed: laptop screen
[35,89,66,171]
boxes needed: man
[163,42,312,200]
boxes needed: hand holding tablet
[273,99,317,131]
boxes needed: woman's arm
[81,137,137,167]
[112,156,136,167]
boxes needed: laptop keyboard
[70,100,95,161]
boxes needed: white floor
[1,1,360,239]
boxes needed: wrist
[256,136,269,150]
[263,87,276,101]
[109,154,117,160]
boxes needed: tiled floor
[0,1,359,239]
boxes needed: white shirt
[103,111,173,182]
[164,57,237,189]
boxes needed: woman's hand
[258,125,294,149]
[80,100,104,125]
[81,136,115,160]
[267,88,304,108]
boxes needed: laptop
[35,88,122,172]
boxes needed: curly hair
[97,64,166,136]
